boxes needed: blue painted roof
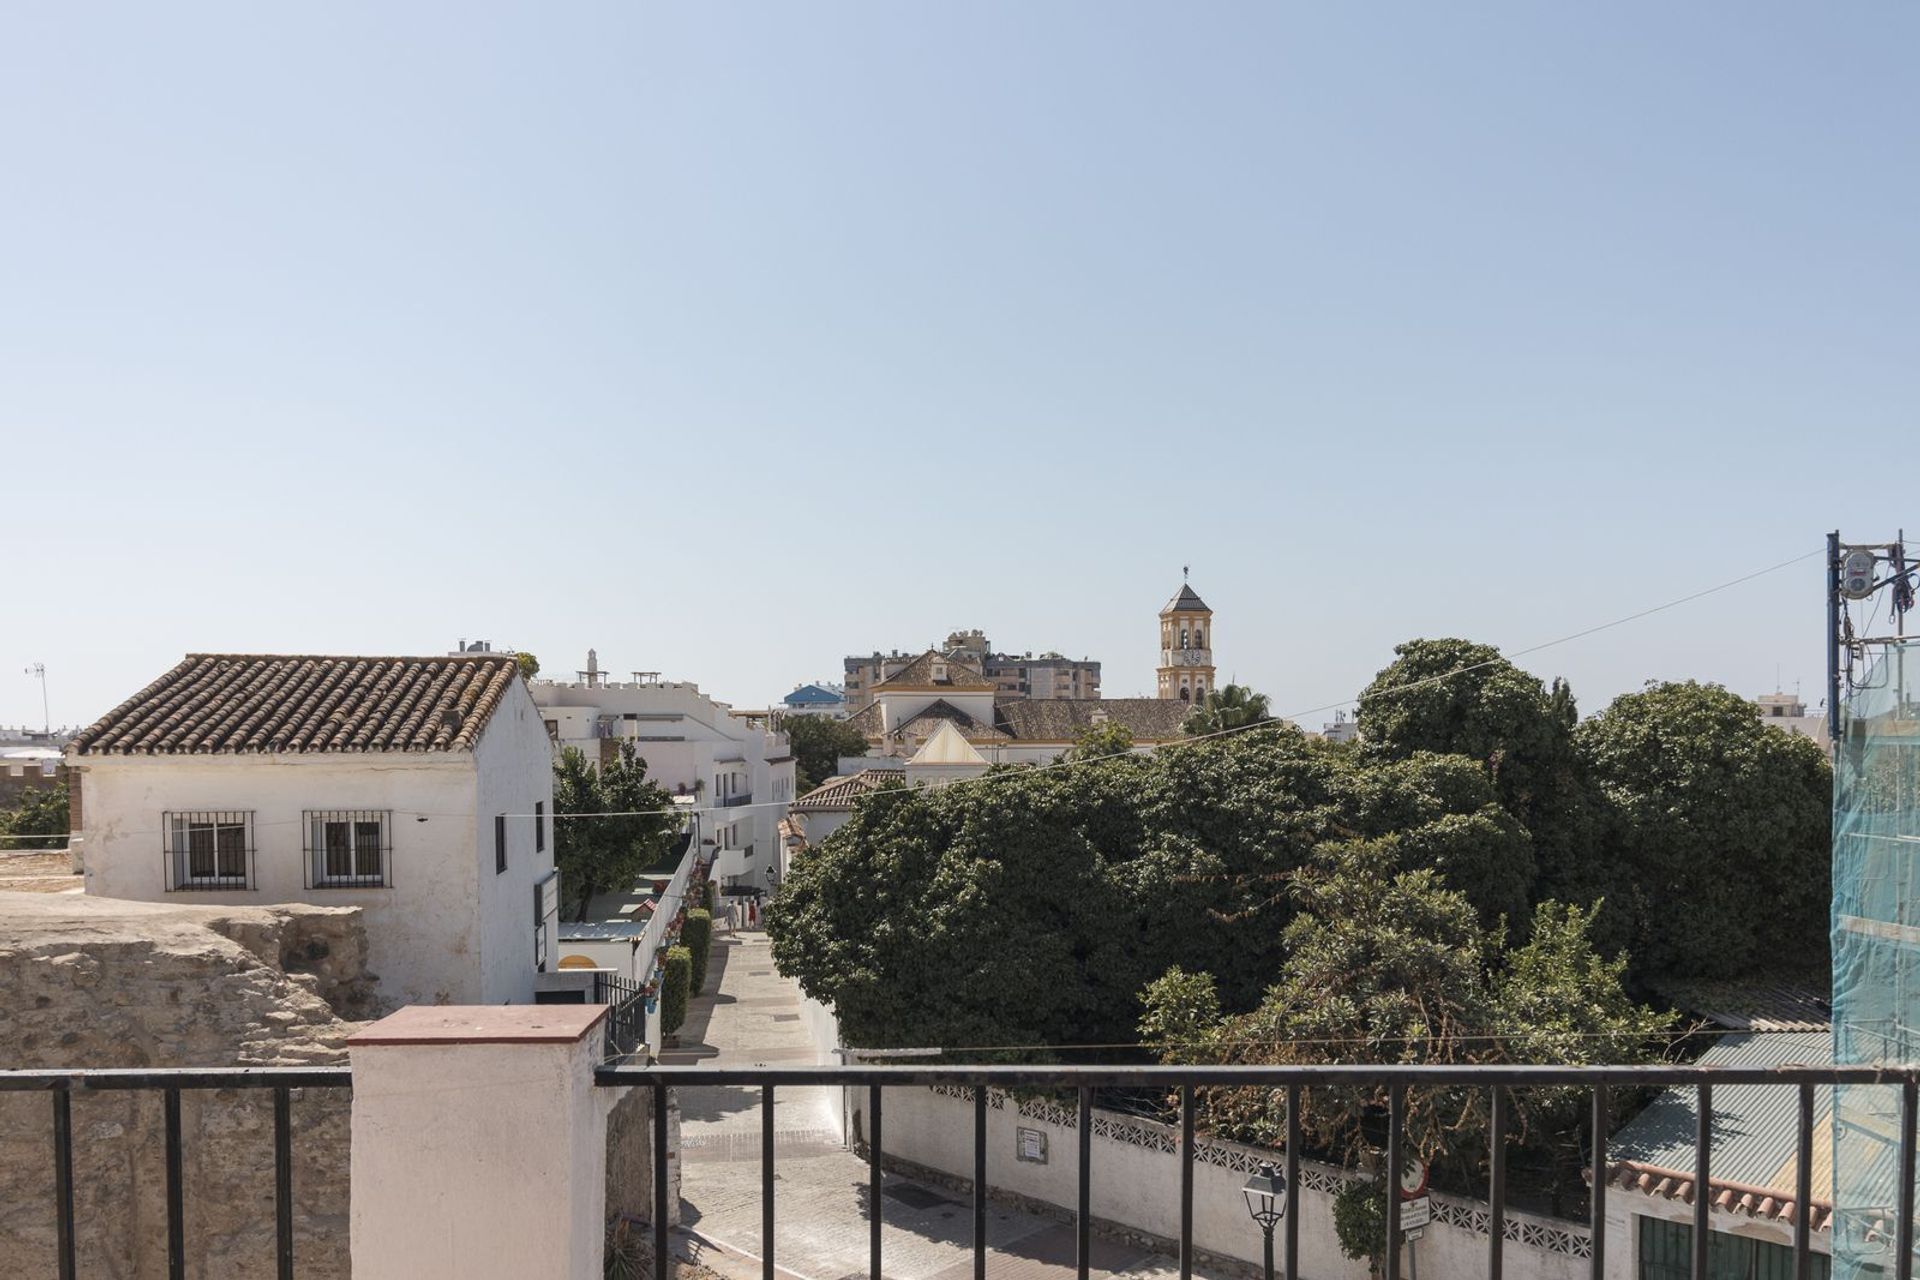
[784,684,844,706]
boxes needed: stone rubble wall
[0,893,374,1279]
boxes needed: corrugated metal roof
[1613,1032,1836,1197]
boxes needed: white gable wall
[72,676,556,1009]
[473,678,558,1005]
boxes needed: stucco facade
[71,678,557,1008]
[531,666,794,894]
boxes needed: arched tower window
[1179,686,1190,702]
[1196,628,1205,648]
[1180,626,1190,648]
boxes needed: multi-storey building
[843,629,1100,711]
[529,651,795,896]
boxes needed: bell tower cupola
[1156,570,1216,703]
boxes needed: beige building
[1156,580,1216,703]
[843,629,1100,711]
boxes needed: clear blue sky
[5,4,1916,729]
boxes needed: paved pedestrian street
[667,933,1216,1280]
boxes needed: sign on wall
[1017,1127,1048,1164]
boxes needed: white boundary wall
[855,1086,1594,1280]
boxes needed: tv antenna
[23,663,47,734]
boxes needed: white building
[787,767,904,848]
[530,651,796,895]
[1321,710,1360,743]
[66,653,559,1008]
[1754,690,1830,751]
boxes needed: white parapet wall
[853,1085,1594,1280]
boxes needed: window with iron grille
[303,810,390,888]
[163,811,253,890]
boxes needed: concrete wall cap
[348,1004,606,1046]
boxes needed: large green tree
[785,715,871,793]
[1575,681,1831,980]
[1356,639,1596,925]
[766,724,1558,1045]
[552,743,680,919]
[1138,839,1670,1167]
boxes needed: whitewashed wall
[473,679,558,1005]
[74,678,555,1009]
[855,1086,1593,1280]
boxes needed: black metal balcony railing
[718,792,753,807]
[6,1060,1919,1280]
[0,1066,352,1280]
[593,1062,1920,1280]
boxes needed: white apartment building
[530,651,796,894]
[66,653,560,1008]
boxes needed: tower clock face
[1181,650,1205,664]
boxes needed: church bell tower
[1156,573,1215,702]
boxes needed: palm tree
[1183,683,1273,736]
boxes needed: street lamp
[1242,1160,1287,1280]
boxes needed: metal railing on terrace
[717,792,753,807]
[5,1060,1917,1280]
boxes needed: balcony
[1,1053,1899,1280]
[718,791,753,808]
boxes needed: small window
[535,801,546,854]
[304,811,390,889]
[495,814,508,875]
[164,811,253,890]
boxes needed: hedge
[704,882,717,914]
[661,947,692,1036]
[685,910,714,994]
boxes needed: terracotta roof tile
[791,768,906,812]
[1600,1159,1833,1232]
[995,698,1189,743]
[70,655,521,756]
[874,651,995,690]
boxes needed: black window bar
[161,810,255,891]
[0,1066,352,1280]
[302,810,392,889]
[594,1061,1920,1280]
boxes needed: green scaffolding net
[1833,641,1920,1277]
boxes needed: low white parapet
[348,1005,611,1280]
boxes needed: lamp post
[1242,1160,1287,1280]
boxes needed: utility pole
[24,663,48,735]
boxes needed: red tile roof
[791,768,906,812]
[1601,1159,1832,1231]
[70,654,521,756]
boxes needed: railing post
[1794,1083,1813,1280]
[1386,1086,1404,1280]
[1285,1082,1300,1280]
[165,1086,185,1280]
[1693,1082,1712,1280]
[1488,1084,1506,1280]
[1180,1085,1194,1280]
[1900,1078,1917,1280]
[1591,1084,1609,1280]
[52,1088,75,1280]
[762,1084,775,1280]
[1077,1086,1092,1280]
[347,1005,611,1280]
[274,1085,295,1280]
[974,1086,988,1280]
[870,1084,883,1280]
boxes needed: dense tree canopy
[768,725,1582,1047]
[1138,839,1670,1165]
[553,743,680,919]
[785,715,871,793]
[1575,680,1831,979]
